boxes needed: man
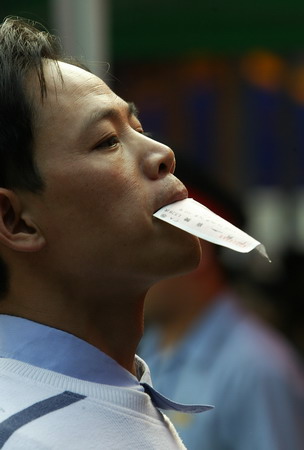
[0,17,208,449]
[139,163,304,450]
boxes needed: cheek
[82,169,141,218]
[50,162,133,205]
[37,158,148,251]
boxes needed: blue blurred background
[1,0,304,354]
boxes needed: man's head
[0,18,201,305]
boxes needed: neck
[0,267,147,375]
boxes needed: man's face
[25,61,201,293]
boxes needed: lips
[153,183,188,214]
[167,186,188,205]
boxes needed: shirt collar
[0,314,212,413]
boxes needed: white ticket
[154,198,270,261]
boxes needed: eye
[94,136,119,150]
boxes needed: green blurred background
[2,0,304,56]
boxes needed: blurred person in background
[139,161,304,450]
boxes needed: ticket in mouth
[153,198,270,261]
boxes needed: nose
[140,135,176,180]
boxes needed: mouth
[153,184,188,214]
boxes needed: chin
[162,232,202,279]
[150,220,201,282]
[177,234,202,274]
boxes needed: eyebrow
[83,101,139,132]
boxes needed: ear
[0,188,46,252]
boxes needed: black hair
[0,17,83,297]
[0,17,65,191]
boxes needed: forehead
[31,60,123,130]
[43,60,113,100]
[28,60,131,169]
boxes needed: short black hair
[0,17,64,191]
[0,17,85,297]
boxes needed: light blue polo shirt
[0,314,212,414]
